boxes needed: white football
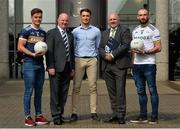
[130,39,144,50]
[34,41,48,54]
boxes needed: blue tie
[62,31,69,59]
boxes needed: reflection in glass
[9,0,14,22]
[70,0,83,17]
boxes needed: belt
[80,56,95,58]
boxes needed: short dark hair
[139,8,149,14]
[80,8,92,15]
[31,8,43,16]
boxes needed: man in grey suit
[99,13,131,124]
[45,13,75,125]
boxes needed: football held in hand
[130,39,144,51]
[34,41,48,55]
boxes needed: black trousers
[103,63,127,118]
[49,62,71,120]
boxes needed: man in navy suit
[99,13,132,124]
[46,13,75,125]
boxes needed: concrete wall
[0,0,9,80]
[156,0,169,81]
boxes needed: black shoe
[60,116,65,123]
[130,115,148,123]
[103,116,118,123]
[70,113,78,121]
[53,119,62,125]
[91,113,100,121]
[149,117,158,124]
[118,117,125,124]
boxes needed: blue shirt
[72,25,101,57]
[19,25,46,63]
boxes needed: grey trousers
[103,63,127,118]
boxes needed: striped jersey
[19,25,46,63]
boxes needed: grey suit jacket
[45,27,75,72]
[99,25,132,71]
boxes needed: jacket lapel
[55,27,64,44]
[55,27,62,38]
[114,25,120,39]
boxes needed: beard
[139,18,149,25]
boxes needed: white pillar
[156,0,169,81]
[0,0,9,80]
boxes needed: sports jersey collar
[31,24,40,30]
[140,23,149,28]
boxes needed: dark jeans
[132,64,159,118]
[22,62,45,117]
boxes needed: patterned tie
[110,28,116,38]
[62,30,69,59]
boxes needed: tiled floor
[0,79,180,128]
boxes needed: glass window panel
[108,0,146,14]
[108,0,155,24]
[169,0,180,23]
[107,0,155,28]
[9,24,16,49]
[23,0,56,23]
[9,0,14,22]
[169,0,180,80]
[40,24,56,32]
[16,24,24,37]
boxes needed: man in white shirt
[130,8,161,125]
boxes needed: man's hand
[131,49,145,55]
[70,69,75,78]
[34,52,45,57]
[31,52,45,58]
[105,53,113,61]
[48,68,55,76]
